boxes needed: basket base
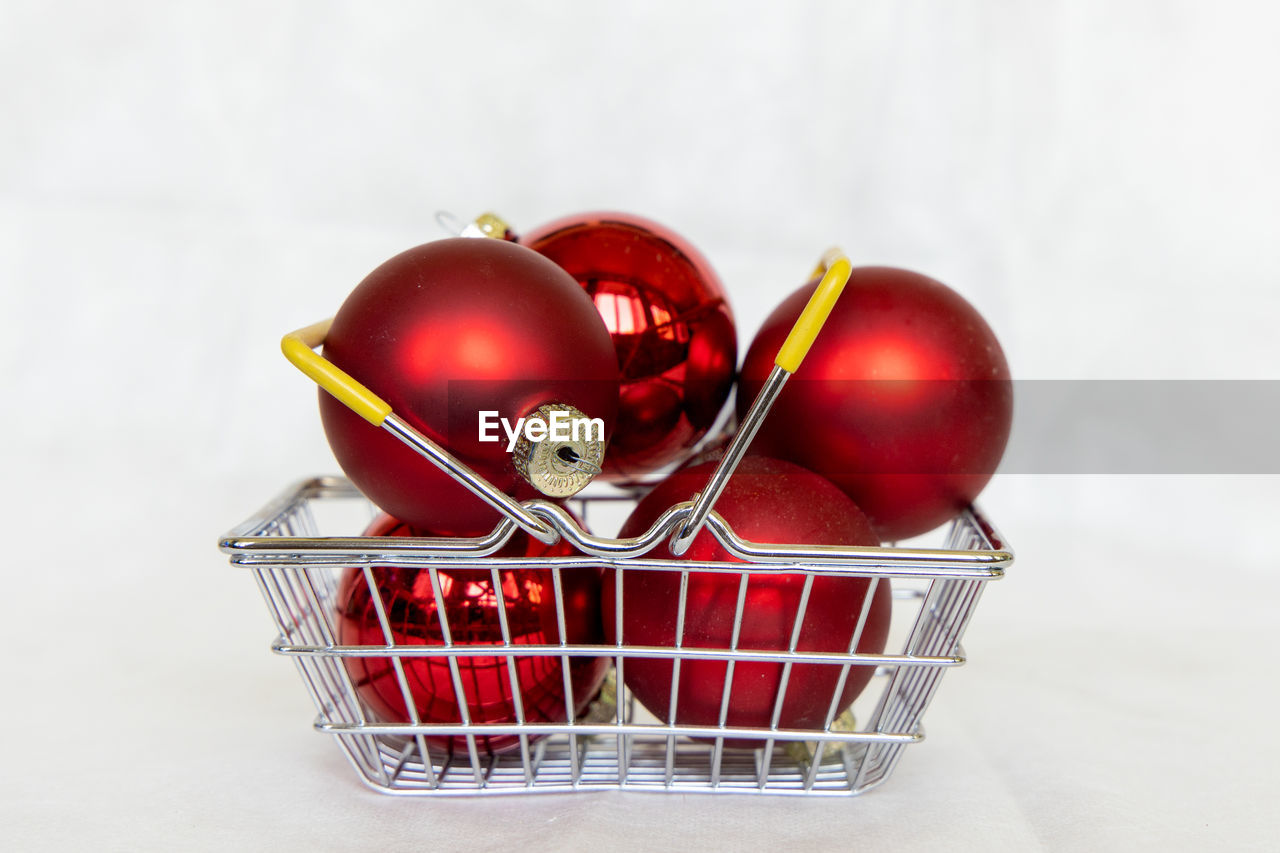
[326,722,907,797]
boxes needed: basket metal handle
[281,319,393,425]
[669,250,853,556]
[281,320,558,544]
[774,250,852,373]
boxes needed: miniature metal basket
[220,475,1011,796]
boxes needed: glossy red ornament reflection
[603,457,891,748]
[335,513,609,756]
[739,267,1012,542]
[521,212,736,481]
[320,238,621,536]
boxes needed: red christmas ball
[521,212,736,481]
[335,513,609,756]
[603,456,891,748]
[320,238,621,536]
[739,267,1012,542]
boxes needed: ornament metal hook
[434,210,465,236]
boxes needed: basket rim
[219,476,1012,581]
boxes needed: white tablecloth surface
[6,471,1277,850]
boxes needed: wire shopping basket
[223,246,1013,795]
[219,475,1010,796]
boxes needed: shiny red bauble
[603,457,891,748]
[740,267,1012,542]
[320,238,621,536]
[521,212,736,481]
[335,513,609,756]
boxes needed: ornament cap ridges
[512,402,605,498]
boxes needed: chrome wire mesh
[221,476,1011,796]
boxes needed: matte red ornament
[603,457,891,748]
[335,513,609,756]
[520,212,736,481]
[320,238,621,536]
[739,267,1012,542]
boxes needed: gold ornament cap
[461,212,514,240]
[512,402,605,498]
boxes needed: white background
[3,1,1278,850]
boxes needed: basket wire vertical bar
[664,569,692,787]
[254,564,389,787]
[757,572,816,789]
[299,565,388,782]
[917,559,973,655]
[869,574,941,723]
[951,512,983,551]
[425,566,486,787]
[804,576,881,791]
[262,528,367,748]
[863,600,952,785]
[254,566,352,726]
[293,562,394,780]
[709,572,752,787]
[854,561,990,792]
[876,582,952,742]
[839,724,865,787]
[487,566,534,786]
[361,566,439,789]
[274,510,349,714]
[531,734,550,778]
[280,567,347,710]
[891,578,984,740]
[869,582,987,789]
[614,567,629,786]
[879,577,972,738]
[853,576,938,791]
[549,567,582,786]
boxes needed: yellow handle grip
[281,319,394,426]
[774,250,852,373]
